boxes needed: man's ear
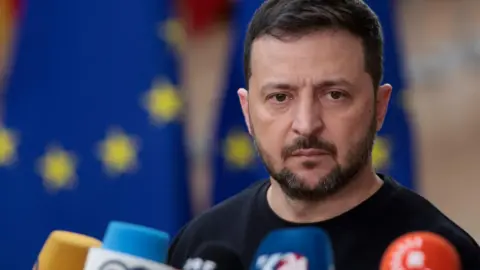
[375,83,392,131]
[237,88,252,134]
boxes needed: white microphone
[84,221,176,270]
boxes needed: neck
[267,166,383,223]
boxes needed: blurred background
[1,0,479,268]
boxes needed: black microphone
[182,242,244,270]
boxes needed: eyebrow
[260,78,353,94]
[260,82,295,95]
[314,78,353,89]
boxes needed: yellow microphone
[35,230,102,270]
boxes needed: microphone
[182,242,244,270]
[250,227,334,270]
[84,221,176,270]
[34,230,102,270]
[380,231,461,270]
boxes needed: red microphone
[380,231,461,270]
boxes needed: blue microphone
[250,227,335,270]
[84,221,175,270]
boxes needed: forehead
[249,30,367,86]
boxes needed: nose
[291,98,324,137]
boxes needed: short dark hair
[244,0,384,89]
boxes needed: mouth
[290,149,329,157]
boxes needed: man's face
[238,30,391,201]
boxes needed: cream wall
[399,0,480,240]
[183,1,480,239]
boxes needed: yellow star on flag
[142,79,182,125]
[223,130,256,169]
[37,144,77,191]
[159,18,186,53]
[372,136,390,170]
[0,126,18,166]
[97,127,139,176]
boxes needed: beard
[253,113,377,202]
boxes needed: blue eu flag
[367,0,416,189]
[212,0,268,204]
[0,0,191,268]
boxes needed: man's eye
[328,91,345,100]
[272,93,288,102]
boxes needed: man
[168,0,480,269]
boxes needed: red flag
[181,0,228,34]
[1,0,22,82]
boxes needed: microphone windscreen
[250,227,334,270]
[380,231,461,270]
[36,230,102,270]
[102,221,170,263]
[183,242,244,270]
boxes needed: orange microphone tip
[37,230,102,270]
[47,230,101,245]
[380,231,461,270]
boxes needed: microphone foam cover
[102,221,170,263]
[37,230,101,270]
[380,231,461,270]
[250,227,334,270]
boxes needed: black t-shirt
[168,175,480,269]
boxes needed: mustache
[281,136,337,160]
